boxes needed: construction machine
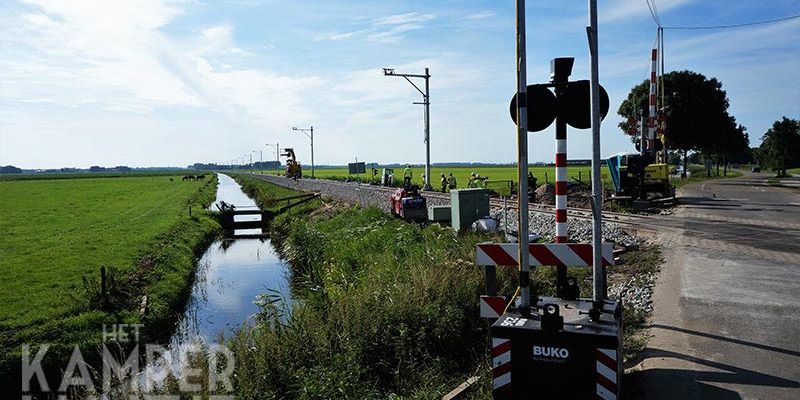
[390,185,427,222]
[281,148,302,179]
[607,152,672,199]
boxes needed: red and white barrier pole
[554,115,568,297]
[555,123,568,243]
[648,48,658,157]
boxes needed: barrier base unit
[490,297,622,399]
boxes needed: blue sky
[1,0,798,168]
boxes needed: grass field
[0,174,219,381]
[255,165,607,190]
[0,170,197,181]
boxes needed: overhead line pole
[292,126,314,178]
[382,67,432,191]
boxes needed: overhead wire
[644,0,661,26]
[662,14,800,30]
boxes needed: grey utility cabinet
[428,205,452,222]
[450,188,490,231]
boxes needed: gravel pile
[608,272,656,314]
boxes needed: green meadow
[0,174,219,380]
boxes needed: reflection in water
[127,173,292,392]
[170,238,291,346]
[172,173,291,346]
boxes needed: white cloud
[0,0,320,126]
[464,11,495,21]
[315,12,435,44]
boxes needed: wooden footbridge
[216,193,320,236]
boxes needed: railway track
[250,174,658,229]
[248,174,800,261]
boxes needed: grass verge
[673,165,742,188]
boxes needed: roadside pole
[515,0,531,309]
[588,0,605,305]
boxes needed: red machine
[390,185,427,222]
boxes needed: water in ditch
[172,173,291,345]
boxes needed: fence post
[100,266,107,306]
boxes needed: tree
[1,165,22,174]
[757,117,800,177]
[618,70,733,177]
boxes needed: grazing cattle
[169,178,174,182]
[196,174,206,180]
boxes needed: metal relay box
[491,297,622,399]
[450,188,490,231]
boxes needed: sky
[0,0,798,169]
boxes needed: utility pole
[292,126,314,178]
[259,150,263,173]
[266,143,279,171]
[588,0,605,307]
[514,0,531,309]
[382,67,432,191]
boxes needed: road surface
[628,173,800,399]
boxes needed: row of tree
[617,70,751,177]
[754,117,800,177]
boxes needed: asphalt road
[628,173,800,399]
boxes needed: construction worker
[528,172,538,202]
[447,173,457,189]
[403,164,412,187]
[440,173,447,193]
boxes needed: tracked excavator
[281,148,302,179]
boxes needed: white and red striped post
[491,338,512,393]
[555,130,568,243]
[554,110,569,296]
[648,48,658,157]
[596,348,619,399]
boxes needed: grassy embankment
[224,178,662,398]
[673,164,742,188]
[231,173,322,215]
[0,174,219,385]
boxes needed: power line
[662,13,800,30]
[644,0,661,26]
[651,0,662,25]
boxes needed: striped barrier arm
[476,243,614,267]
[480,295,507,319]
